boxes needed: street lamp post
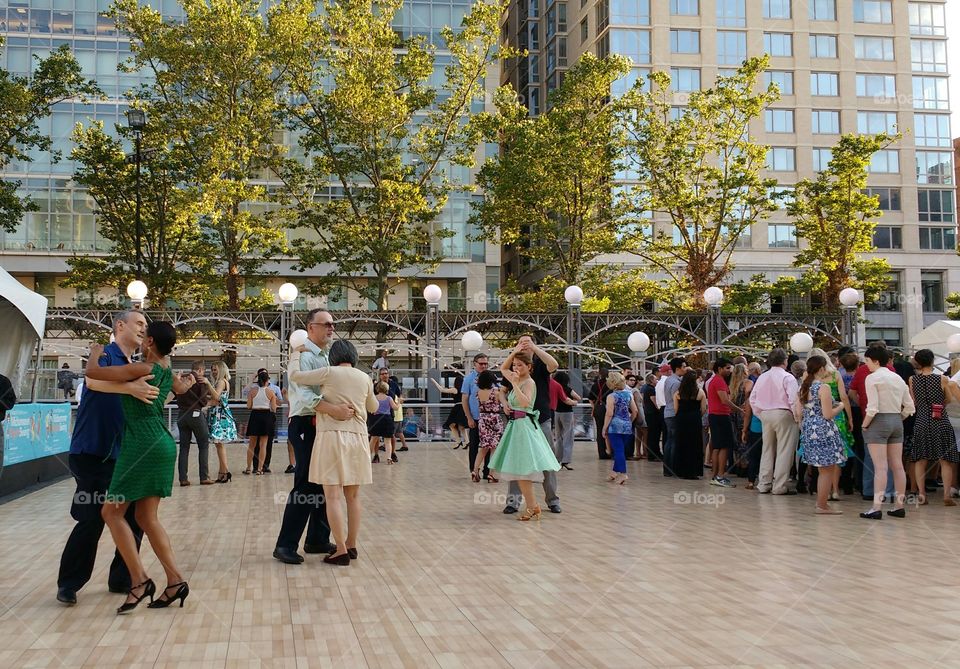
[839,287,861,352]
[126,109,146,278]
[424,284,442,405]
[564,285,583,395]
[627,331,650,375]
[277,282,298,393]
[790,332,814,360]
[126,279,148,310]
[703,286,724,361]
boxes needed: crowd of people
[50,306,960,615]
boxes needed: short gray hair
[112,309,139,333]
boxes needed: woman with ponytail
[797,356,847,515]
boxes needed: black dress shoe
[548,504,562,514]
[273,547,305,564]
[304,542,337,554]
[329,547,359,560]
[859,510,883,520]
[886,508,906,518]
[323,552,350,566]
[502,506,518,514]
[56,587,77,605]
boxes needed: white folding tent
[909,319,960,363]
[0,264,48,394]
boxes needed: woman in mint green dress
[488,350,561,521]
[85,321,196,615]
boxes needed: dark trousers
[467,425,489,478]
[645,408,663,461]
[594,413,610,459]
[177,413,210,482]
[663,416,677,476]
[58,453,143,592]
[275,415,329,551]
[746,429,763,484]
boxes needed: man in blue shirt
[56,310,160,606]
[461,353,490,480]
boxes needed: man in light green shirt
[273,309,355,564]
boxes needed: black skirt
[247,409,275,437]
[368,413,395,438]
[443,404,468,428]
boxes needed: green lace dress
[108,363,176,502]
[487,385,561,482]
[827,377,855,458]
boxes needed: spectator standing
[174,361,213,486]
[749,348,801,495]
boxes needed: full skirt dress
[487,388,560,482]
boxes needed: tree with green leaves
[109,0,294,309]
[787,133,896,309]
[63,121,215,307]
[278,0,509,309]
[617,56,781,307]
[0,38,100,232]
[472,53,633,309]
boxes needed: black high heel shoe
[216,472,232,483]
[117,579,156,615]
[147,581,189,608]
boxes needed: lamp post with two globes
[277,282,298,392]
[564,285,583,394]
[423,284,442,405]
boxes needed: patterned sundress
[208,392,238,442]
[799,380,847,467]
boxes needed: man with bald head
[56,310,161,606]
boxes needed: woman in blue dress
[207,361,236,483]
[488,350,561,521]
[797,356,847,515]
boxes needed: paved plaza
[1,441,958,668]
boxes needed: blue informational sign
[1,403,72,466]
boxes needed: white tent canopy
[909,320,960,362]
[0,265,48,391]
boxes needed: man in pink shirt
[749,348,801,495]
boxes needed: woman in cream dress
[289,339,378,566]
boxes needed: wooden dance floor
[2,442,959,668]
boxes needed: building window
[914,113,951,148]
[865,328,902,346]
[865,274,901,313]
[671,68,701,92]
[763,33,793,57]
[35,277,57,307]
[916,151,954,184]
[670,0,699,16]
[868,150,899,174]
[765,109,794,133]
[917,189,955,222]
[580,17,588,42]
[919,227,958,251]
[326,286,347,311]
[855,36,895,61]
[529,54,540,82]
[716,0,746,27]
[810,72,839,96]
[863,187,901,211]
[811,110,840,134]
[670,30,700,54]
[768,224,797,248]
[921,272,944,311]
[611,67,650,97]
[856,111,897,134]
[911,39,948,73]
[809,0,836,21]
[910,3,946,36]
[528,87,540,115]
[767,147,796,171]
[912,76,949,110]
[763,70,794,95]
[812,148,833,172]
[610,29,651,64]
[486,266,500,311]
[716,30,747,65]
[872,226,903,249]
[596,1,609,31]
[558,37,567,67]
[856,74,896,98]
[530,21,540,50]
[558,2,568,32]
[763,0,791,19]
[854,0,893,23]
[610,0,650,25]
[809,34,838,58]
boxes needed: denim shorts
[862,413,904,446]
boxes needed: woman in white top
[245,371,278,475]
[289,339,379,566]
[860,345,915,520]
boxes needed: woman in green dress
[85,321,197,615]
[487,350,561,521]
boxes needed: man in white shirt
[371,350,390,371]
[654,364,671,410]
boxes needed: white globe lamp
[423,284,442,305]
[278,282,298,304]
[790,332,814,354]
[126,280,148,302]
[627,331,650,353]
[703,286,724,307]
[461,330,483,352]
[564,285,583,307]
[839,288,861,307]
